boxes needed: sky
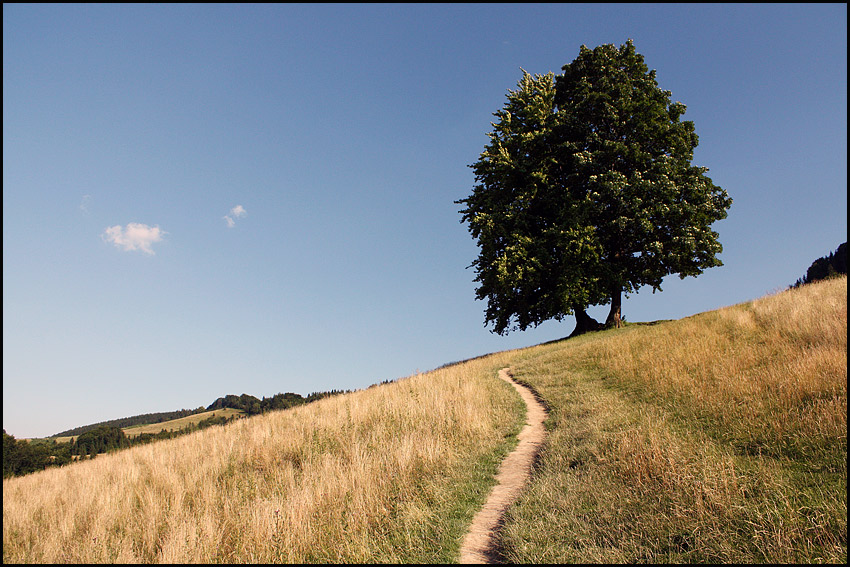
[3,3,846,439]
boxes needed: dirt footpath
[459,368,547,564]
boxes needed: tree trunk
[569,305,603,337]
[606,289,622,328]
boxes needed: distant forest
[4,388,349,479]
[792,242,847,288]
[206,390,349,415]
[53,408,205,438]
[53,389,350,438]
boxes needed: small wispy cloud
[224,204,247,228]
[102,223,166,255]
[80,195,92,215]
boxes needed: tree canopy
[458,40,732,335]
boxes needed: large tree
[458,40,732,335]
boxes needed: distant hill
[121,408,246,438]
[50,389,351,438]
[51,408,206,438]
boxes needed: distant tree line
[792,242,846,288]
[4,388,350,479]
[72,425,130,456]
[206,390,350,415]
[3,430,74,477]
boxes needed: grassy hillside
[500,275,846,563]
[2,352,523,563]
[3,277,845,563]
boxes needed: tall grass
[592,277,846,463]
[500,276,846,563]
[3,353,523,563]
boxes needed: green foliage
[458,40,732,334]
[207,393,264,413]
[305,389,350,403]
[793,242,846,287]
[458,70,607,334]
[72,426,129,456]
[207,393,285,415]
[208,390,350,414]
[3,430,73,478]
[128,428,180,446]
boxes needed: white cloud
[80,195,92,214]
[223,204,247,228]
[102,223,166,255]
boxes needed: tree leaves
[458,40,731,335]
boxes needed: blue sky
[4,4,846,438]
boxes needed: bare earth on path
[459,367,548,564]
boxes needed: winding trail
[459,368,547,564]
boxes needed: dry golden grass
[3,352,523,563]
[590,276,846,460]
[500,276,847,563]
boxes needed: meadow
[3,276,846,563]
[500,276,846,563]
[3,352,523,563]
